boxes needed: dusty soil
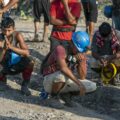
[0,13,119,120]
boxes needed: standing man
[50,0,81,50]
[112,0,120,31]
[33,0,50,42]
[81,0,98,42]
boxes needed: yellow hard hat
[101,63,117,84]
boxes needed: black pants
[1,57,32,75]
[82,0,98,23]
[33,0,50,23]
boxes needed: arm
[50,16,67,26]
[6,32,29,57]
[58,56,86,95]
[0,0,18,13]
[56,46,86,95]
[61,0,81,25]
[50,2,67,25]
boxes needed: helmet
[104,5,112,19]
[101,63,117,84]
[72,31,90,53]
[9,52,21,66]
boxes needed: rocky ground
[0,12,119,120]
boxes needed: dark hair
[1,17,15,29]
[99,22,111,37]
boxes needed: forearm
[10,46,29,57]
[63,3,76,24]
[61,66,83,87]
[3,0,18,12]
[50,18,66,26]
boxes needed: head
[1,17,15,37]
[99,22,112,40]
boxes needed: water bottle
[39,88,48,100]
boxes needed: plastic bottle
[39,88,48,100]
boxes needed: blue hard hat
[104,5,112,18]
[9,52,21,66]
[72,31,90,52]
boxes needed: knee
[28,60,34,69]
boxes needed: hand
[5,38,12,50]
[74,53,86,61]
[99,58,108,67]
[79,83,86,96]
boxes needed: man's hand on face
[74,53,86,62]
[5,38,12,50]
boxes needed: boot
[21,80,31,96]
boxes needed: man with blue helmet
[0,17,34,96]
[91,22,120,85]
[41,31,96,108]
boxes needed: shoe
[60,93,75,107]
[46,96,65,109]
[21,85,31,96]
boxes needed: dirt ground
[0,15,119,120]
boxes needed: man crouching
[0,17,34,96]
[41,31,96,108]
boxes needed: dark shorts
[50,37,72,52]
[1,56,32,75]
[33,0,50,23]
[82,0,98,23]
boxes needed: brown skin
[0,0,18,14]
[50,0,80,26]
[92,52,120,67]
[0,26,29,57]
[52,45,86,96]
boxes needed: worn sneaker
[21,86,31,96]
[46,96,65,109]
[60,93,74,107]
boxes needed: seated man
[91,22,120,85]
[0,17,34,96]
[41,31,96,107]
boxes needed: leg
[33,20,40,41]
[21,60,34,96]
[51,82,65,96]
[89,21,95,42]
[41,22,49,42]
